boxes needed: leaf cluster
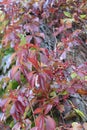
[0,0,87,129]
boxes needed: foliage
[0,0,87,129]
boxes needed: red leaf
[13,71,21,82]
[15,100,25,114]
[44,104,52,114]
[14,44,19,51]
[25,43,39,49]
[34,36,42,44]
[38,73,45,90]
[10,104,20,120]
[27,71,36,88]
[0,99,8,112]
[49,7,56,13]
[77,89,87,95]
[57,105,65,113]
[26,35,33,43]
[40,48,49,58]
[10,66,20,79]
[28,57,39,70]
[27,71,35,82]
[0,98,11,112]
[83,123,87,130]
[31,74,37,88]
[53,25,65,36]
[0,99,8,108]
[53,97,59,104]
[34,108,43,114]
[35,32,45,39]
[0,0,11,5]
[35,115,44,130]
[43,69,53,78]
[45,116,56,130]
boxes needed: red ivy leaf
[26,35,33,43]
[77,89,87,95]
[35,115,44,130]
[10,66,20,79]
[45,116,56,130]
[34,36,42,45]
[34,107,43,114]
[28,57,39,70]
[0,0,11,5]
[44,104,52,115]
[49,7,57,13]
[43,69,53,78]
[40,48,49,58]
[35,32,45,39]
[38,73,45,90]
[15,100,25,114]
[27,71,36,88]
[0,98,11,113]
[0,99,8,112]
[10,104,20,121]
[25,43,39,49]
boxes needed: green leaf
[20,74,27,83]
[4,48,14,55]
[0,10,5,22]
[19,34,26,45]
[24,106,31,118]
[30,47,37,51]
[11,80,19,90]
[59,90,68,95]
[50,91,56,97]
[62,18,74,23]
[6,80,18,92]
[80,14,86,19]
[0,88,5,97]
[64,11,72,18]
[74,108,85,119]
[85,76,87,81]
[9,120,15,128]
[71,72,77,79]
[0,20,9,32]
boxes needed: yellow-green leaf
[74,108,85,119]
[19,34,26,46]
[0,10,5,22]
[59,90,68,95]
[85,76,87,81]
[80,14,86,19]
[64,11,72,18]
[50,91,56,97]
[71,72,77,79]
